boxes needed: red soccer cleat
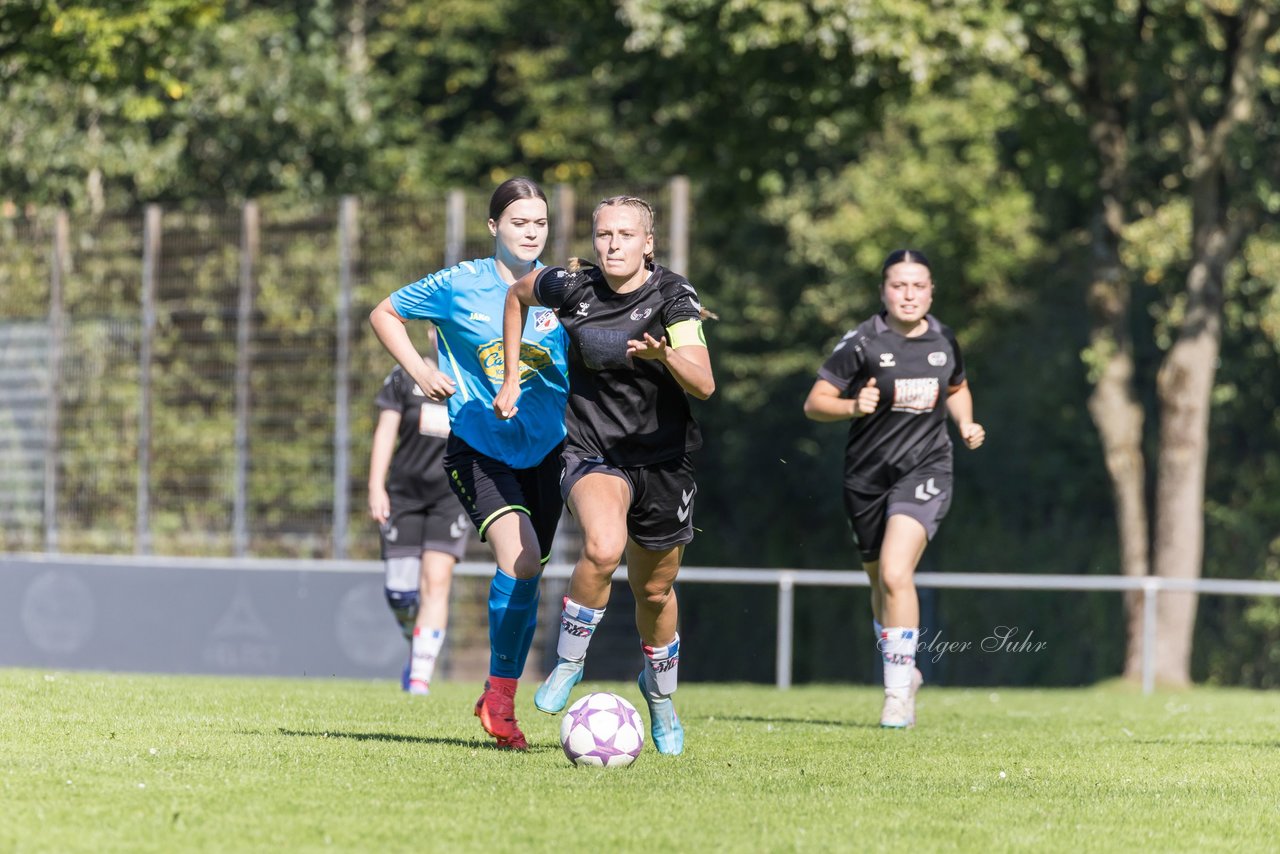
[475,677,526,750]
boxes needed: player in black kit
[803,249,985,729]
[368,339,470,696]
[494,195,715,755]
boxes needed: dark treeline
[2,1,1278,687]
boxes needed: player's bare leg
[627,541,685,755]
[877,514,928,728]
[407,550,455,696]
[536,473,630,714]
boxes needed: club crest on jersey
[478,338,554,386]
[533,308,558,332]
[630,307,653,321]
[928,351,948,367]
[880,353,896,367]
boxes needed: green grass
[1,669,1277,852]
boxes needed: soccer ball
[559,692,645,767]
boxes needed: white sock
[410,627,445,684]
[556,597,604,662]
[642,634,680,698]
[880,627,918,692]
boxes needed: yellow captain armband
[667,318,706,349]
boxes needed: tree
[1017,0,1280,685]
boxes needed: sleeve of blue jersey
[389,266,455,320]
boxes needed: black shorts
[442,434,564,563]
[379,489,470,561]
[843,464,953,564]
[561,450,696,551]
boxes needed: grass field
[1,668,1277,852]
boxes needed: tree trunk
[1151,182,1231,686]
[1083,214,1150,681]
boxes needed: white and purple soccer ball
[559,692,645,767]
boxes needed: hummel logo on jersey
[469,311,491,322]
[914,478,941,502]
[576,301,591,317]
[630,307,653,321]
[677,488,694,522]
[880,353,896,367]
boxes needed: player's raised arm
[369,299,456,401]
[804,376,879,421]
[627,326,715,399]
[493,268,540,420]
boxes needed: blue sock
[488,569,540,678]
[514,578,542,674]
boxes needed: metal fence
[0,179,691,559]
[7,551,1279,694]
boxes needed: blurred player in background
[367,331,469,696]
[803,248,985,729]
[495,195,715,756]
[369,177,569,750]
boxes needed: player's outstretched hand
[493,381,520,420]
[419,367,457,402]
[853,377,880,417]
[627,332,669,361]
[960,421,985,450]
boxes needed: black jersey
[818,312,966,491]
[374,365,454,501]
[533,262,704,466]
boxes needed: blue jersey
[390,257,569,469]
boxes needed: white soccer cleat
[880,689,913,729]
[881,668,923,729]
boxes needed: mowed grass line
[1,669,1277,852]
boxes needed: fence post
[136,204,161,556]
[445,189,465,267]
[668,175,690,274]
[1141,578,1158,695]
[333,196,358,559]
[777,571,795,689]
[233,200,258,557]
[44,209,69,553]
[554,183,575,262]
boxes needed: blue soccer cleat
[637,671,684,755]
[534,657,584,714]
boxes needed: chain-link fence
[0,179,691,559]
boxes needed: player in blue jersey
[369,177,569,750]
[803,249,985,729]
[494,195,715,755]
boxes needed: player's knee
[637,584,672,611]
[384,556,422,636]
[878,566,916,596]
[580,534,625,573]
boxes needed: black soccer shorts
[379,490,470,561]
[843,464,953,564]
[442,435,564,563]
[560,449,697,551]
